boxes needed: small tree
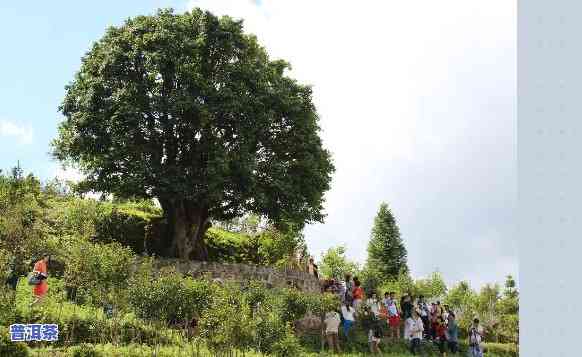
[365,202,408,281]
[503,275,518,299]
[319,246,359,280]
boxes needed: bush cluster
[128,264,213,324]
[63,240,135,308]
[0,327,30,357]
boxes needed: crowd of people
[319,273,485,357]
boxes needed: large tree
[365,202,408,281]
[52,8,334,260]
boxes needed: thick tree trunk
[160,198,210,260]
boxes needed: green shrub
[304,291,340,317]
[14,276,172,347]
[0,327,30,357]
[483,342,518,356]
[198,284,256,353]
[205,228,248,263]
[0,284,20,325]
[271,323,304,357]
[68,343,103,357]
[253,310,288,354]
[56,198,102,240]
[93,206,153,254]
[63,240,134,308]
[274,288,309,323]
[0,247,11,282]
[128,266,213,324]
[242,280,269,308]
[50,197,159,255]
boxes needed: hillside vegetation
[1,168,517,356]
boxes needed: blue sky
[0,1,186,177]
[1,1,517,289]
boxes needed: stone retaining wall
[152,259,321,293]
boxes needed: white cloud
[55,165,84,183]
[54,165,105,200]
[0,119,33,144]
[187,0,517,287]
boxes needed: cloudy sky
[0,1,516,289]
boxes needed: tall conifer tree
[366,202,408,281]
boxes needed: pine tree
[366,202,408,281]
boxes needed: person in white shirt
[417,295,430,339]
[468,318,485,357]
[324,310,342,353]
[406,309,424,355]
[341,301,356,340]
[366,291,381,317]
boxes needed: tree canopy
[52,8,334,259]
[319,246,360,280]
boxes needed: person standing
[338,279,347,304]
[468,318,484,357]
[308,257,319,279]
[443,304,451,324]
[401,294,414,341]
[344,273,354,302]
[446,312,459,354]
[30,254,50,306]
[352,279,365,314]
[384,291,401,340]
[5,257,19,290]
[434,316,448,357]
[341,301,356,341]
[435,301,444,318]
[366,291,381,317]
[418,295,430,337]
[429,302,438,340]
[406,309,424,355]
[401,294,414,320]
[324,309,342,354]
[368,311,383,354]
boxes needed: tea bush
[271,323,304,357]
[0,327,30,357]
[128,266,213,324]
[274,288,310,324]
[253,309,291,355]
[68,343,103,357]
[63,240,134,308]
[199,284,257,354]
